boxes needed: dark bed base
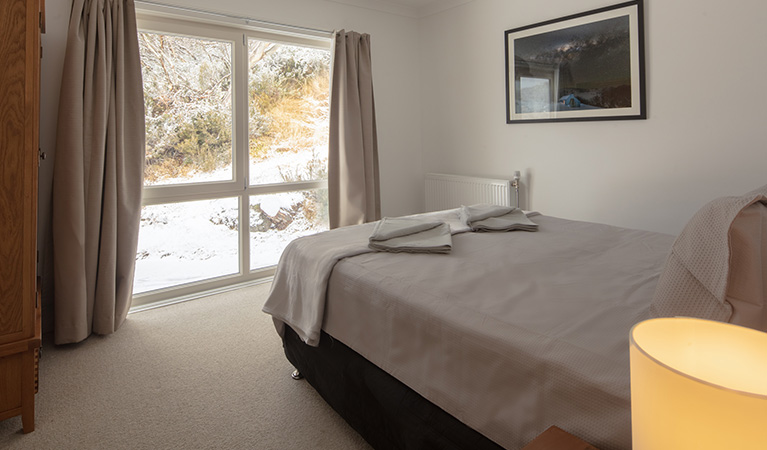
[282,326,506,450]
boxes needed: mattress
[321,215,674,449]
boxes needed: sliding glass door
[133,13,330,307]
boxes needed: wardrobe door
[0,0,43,433]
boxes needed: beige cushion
[651,184,767,332]
[726,201,767,331]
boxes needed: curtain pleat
[51,0,144,344]
[328,30,381,229]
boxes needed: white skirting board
[425,173,514,212]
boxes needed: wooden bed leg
[291,369,304,380]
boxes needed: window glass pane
[134,198,239,294]
[250,189,328,270]
[139,32,234,186]
[519,77,551,113]
[248,40,330,185]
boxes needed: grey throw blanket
[460,204,539,232]
[263,223,375,346]
[263,210,466,346]
[369,217,452,253]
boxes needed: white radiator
[425,173,513,212]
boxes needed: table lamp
[630,317,767,449]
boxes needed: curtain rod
[133,0,334,37]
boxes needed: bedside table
[522,426,600,450]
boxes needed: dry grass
[249,74,329,164]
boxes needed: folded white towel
[369,217,452,253]
[400,208,472,234]
[370,218,445,241]
[460,204,538,232]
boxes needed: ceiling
[381,0,457,8]
[325,0,473,18]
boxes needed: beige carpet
[0,282,372,450]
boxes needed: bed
[263,185,767,450]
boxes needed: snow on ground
[251,147,326,185]
[134,198,239,294]
[134,153,328,295]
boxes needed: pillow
[726,200,767,331]
[650,184,767,332]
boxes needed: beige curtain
[51,0,145,344]
[328,30,381,229]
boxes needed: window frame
[133,8,331,310]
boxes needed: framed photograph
[505,0,645,124]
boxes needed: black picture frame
[505,0,645,124]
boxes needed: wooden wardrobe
[0,0,44,433]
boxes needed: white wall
[419,0,767,235]
[37,0,423,325]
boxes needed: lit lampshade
[630,317,767,450]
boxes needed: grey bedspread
[264,213,674,449]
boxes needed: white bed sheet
[320,215,674,449]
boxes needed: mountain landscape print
[515,15,631,112]
[505,0,645,123]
